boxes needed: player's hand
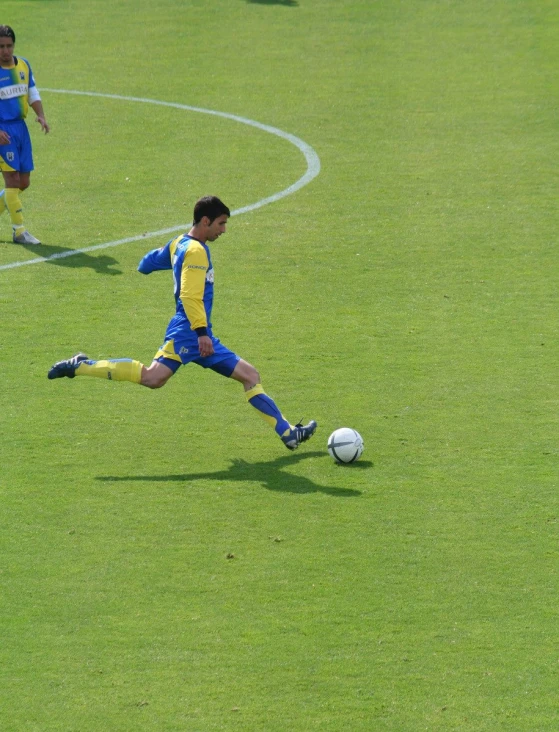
[198,335,214,358]
[0,130,10,145]
[36,116,50,134]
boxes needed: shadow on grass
[2,239,122,275]
[97,451,371,497]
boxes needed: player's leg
[139,360,175,388]
[78,357,148,383]
[0,123,8,218]
[48,353,144,383]
[1,122,39,244]
[228,358,317,450]
[2,170,24,237]
[48,353,178,388]
[198,340,317,449]
[18,172,30,191]
[229,359,290,434]
[3,173,39,244]
[49,335,183,387]
[0,123,28,237]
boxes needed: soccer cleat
[48,353,89,379]
[13,229,41,245]
[281,420,317,451]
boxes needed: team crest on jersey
[19,71,25,81]
[206,268,214,283]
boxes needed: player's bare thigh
[141,357,260,390]
[141,360,174,389]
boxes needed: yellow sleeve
[180,242,209,330]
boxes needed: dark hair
[0,26,15,43]
[193,196,230,224]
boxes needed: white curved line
[0,90,321,272]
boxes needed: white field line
[0,90,321,272]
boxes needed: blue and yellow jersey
[0,57,36,122]
[138,234,214,337]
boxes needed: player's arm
[28,85,49,133]
[180,245,214,357]
[137,242,173,274]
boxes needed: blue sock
[245,385,291,436]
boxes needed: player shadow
[97,451,370,497]
[246,0,298,5]
[3,240,122,275]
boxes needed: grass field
[1,0,558,730]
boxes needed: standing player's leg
[228,358,317,450]
[2,170,26,241]
[0,123,9,219]
[0,120,40,244]
[2,170,38,245]
[11,171,40,245]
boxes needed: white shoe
[13,230,41,245]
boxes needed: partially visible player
[0,25,49,245]
[48,195,317,451]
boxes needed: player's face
[206,214,228,242]
[0,37,15,66]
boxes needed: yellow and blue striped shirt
[0,57,37,122]
[138,234,215,338]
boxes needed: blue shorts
[153,334,240,377]
[0,120,34,173]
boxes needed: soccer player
[0,25,49,245]
[48,195,317,451]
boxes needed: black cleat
[281,420,317,451]
[48,353,88,379]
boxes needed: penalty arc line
[0,89,321,272]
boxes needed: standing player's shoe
[281,420,317,451]
[48,353,89,379]
[13,230,41,245]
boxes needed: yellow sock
[0,190,6,215]
[245,384,266,400]
[76,358,143,383]
[5,188,24,234]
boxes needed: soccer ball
[327,428,364,464]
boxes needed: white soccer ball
[327,428,364,464]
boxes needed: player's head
[191,196,230,242]
[0,26,15,65]
[0,25,15,44]
[193,196,230,225]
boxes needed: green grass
[1,0,558,730]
